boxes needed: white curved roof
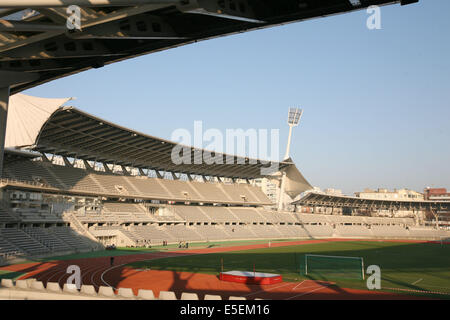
[5,94,312,186]
[6,93,72,148]
[281,158,313,199]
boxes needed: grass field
[126,240,450,298]
[20,239,296,262]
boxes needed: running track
[1,238,447,300]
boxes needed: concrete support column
[277,172,286,212]
[0,86,10,178]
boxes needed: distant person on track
[110,256,115,267]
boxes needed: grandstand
[0,93,448,264]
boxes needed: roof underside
[0,0,415,93]
[34,106,292,179]
[294,192,450,210]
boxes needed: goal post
[303,254,365,280]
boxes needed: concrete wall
[0,278,255,300]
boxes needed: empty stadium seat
[98,286,115,297]
[181,292,199,300]
[46,282,62,293]
[118,288,135,298]
[137,289,155,300]
[159,291,177,300]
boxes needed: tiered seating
[228,207,265,223]
[171,206,210,222]
[76,212,121,223]
[3,160,64,188]
[325,215,364,224]
[88,172,131,195]
[402,218,416,226]
[120,228,146,243]
[103,202,146,213]
[23,227,72,252]
[303,225,334,237]
[4,160,270,205]
[0,235,22,258]
[130,225,177,244]
[152,213,184,222]
[220,184,258,203]
[275,212,298,223]
[11,208,60,222]
[46,164,101,192]
[276,225,310,238]
[223,225,254,239]
[256,210,279,223]
[244,185,271,203]
[250,224,283,238]
[127,176,172,199]
[205,207,240,222]
[194,225,229,241]
[166,225,203,241]
[370,225,410,238]
[0,208,18,223]
[94,202,154,222]
[132,212,153,221]
[50,227,96,251]
[335,225,373,238]
[92,225,145,243]
[189,181,230,203]
[408,227,446,239]
[0,228,50,255]
[295,213,328,224]
[161,179,199,200]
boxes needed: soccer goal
[304,254,365,280]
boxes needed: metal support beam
[67,14,185,40]
[83,159,93,171]
[0,86,10,177]
[0,19,66,32]
[178,0,264,24]
[0,0,178,7]
[102,162,112,173]
[62,156,74,167]
[155,170,163,179]
[121,165,130,175]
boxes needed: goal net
[303,254,365,280]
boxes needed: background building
[355,188,424,201]
[424,188,450,201]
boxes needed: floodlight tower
[277,107,303,212]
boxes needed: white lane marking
[100,252,182,289]
[286,284,331,300]
[292,280,306,291]
[242,282,297,297]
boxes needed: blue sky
[25,0,450,195]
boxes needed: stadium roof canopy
[0,0,418,93]
[293,192,450,211]
[6,94,313,189]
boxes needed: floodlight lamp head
[287,107,303,127]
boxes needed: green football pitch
[126,240,450,298]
